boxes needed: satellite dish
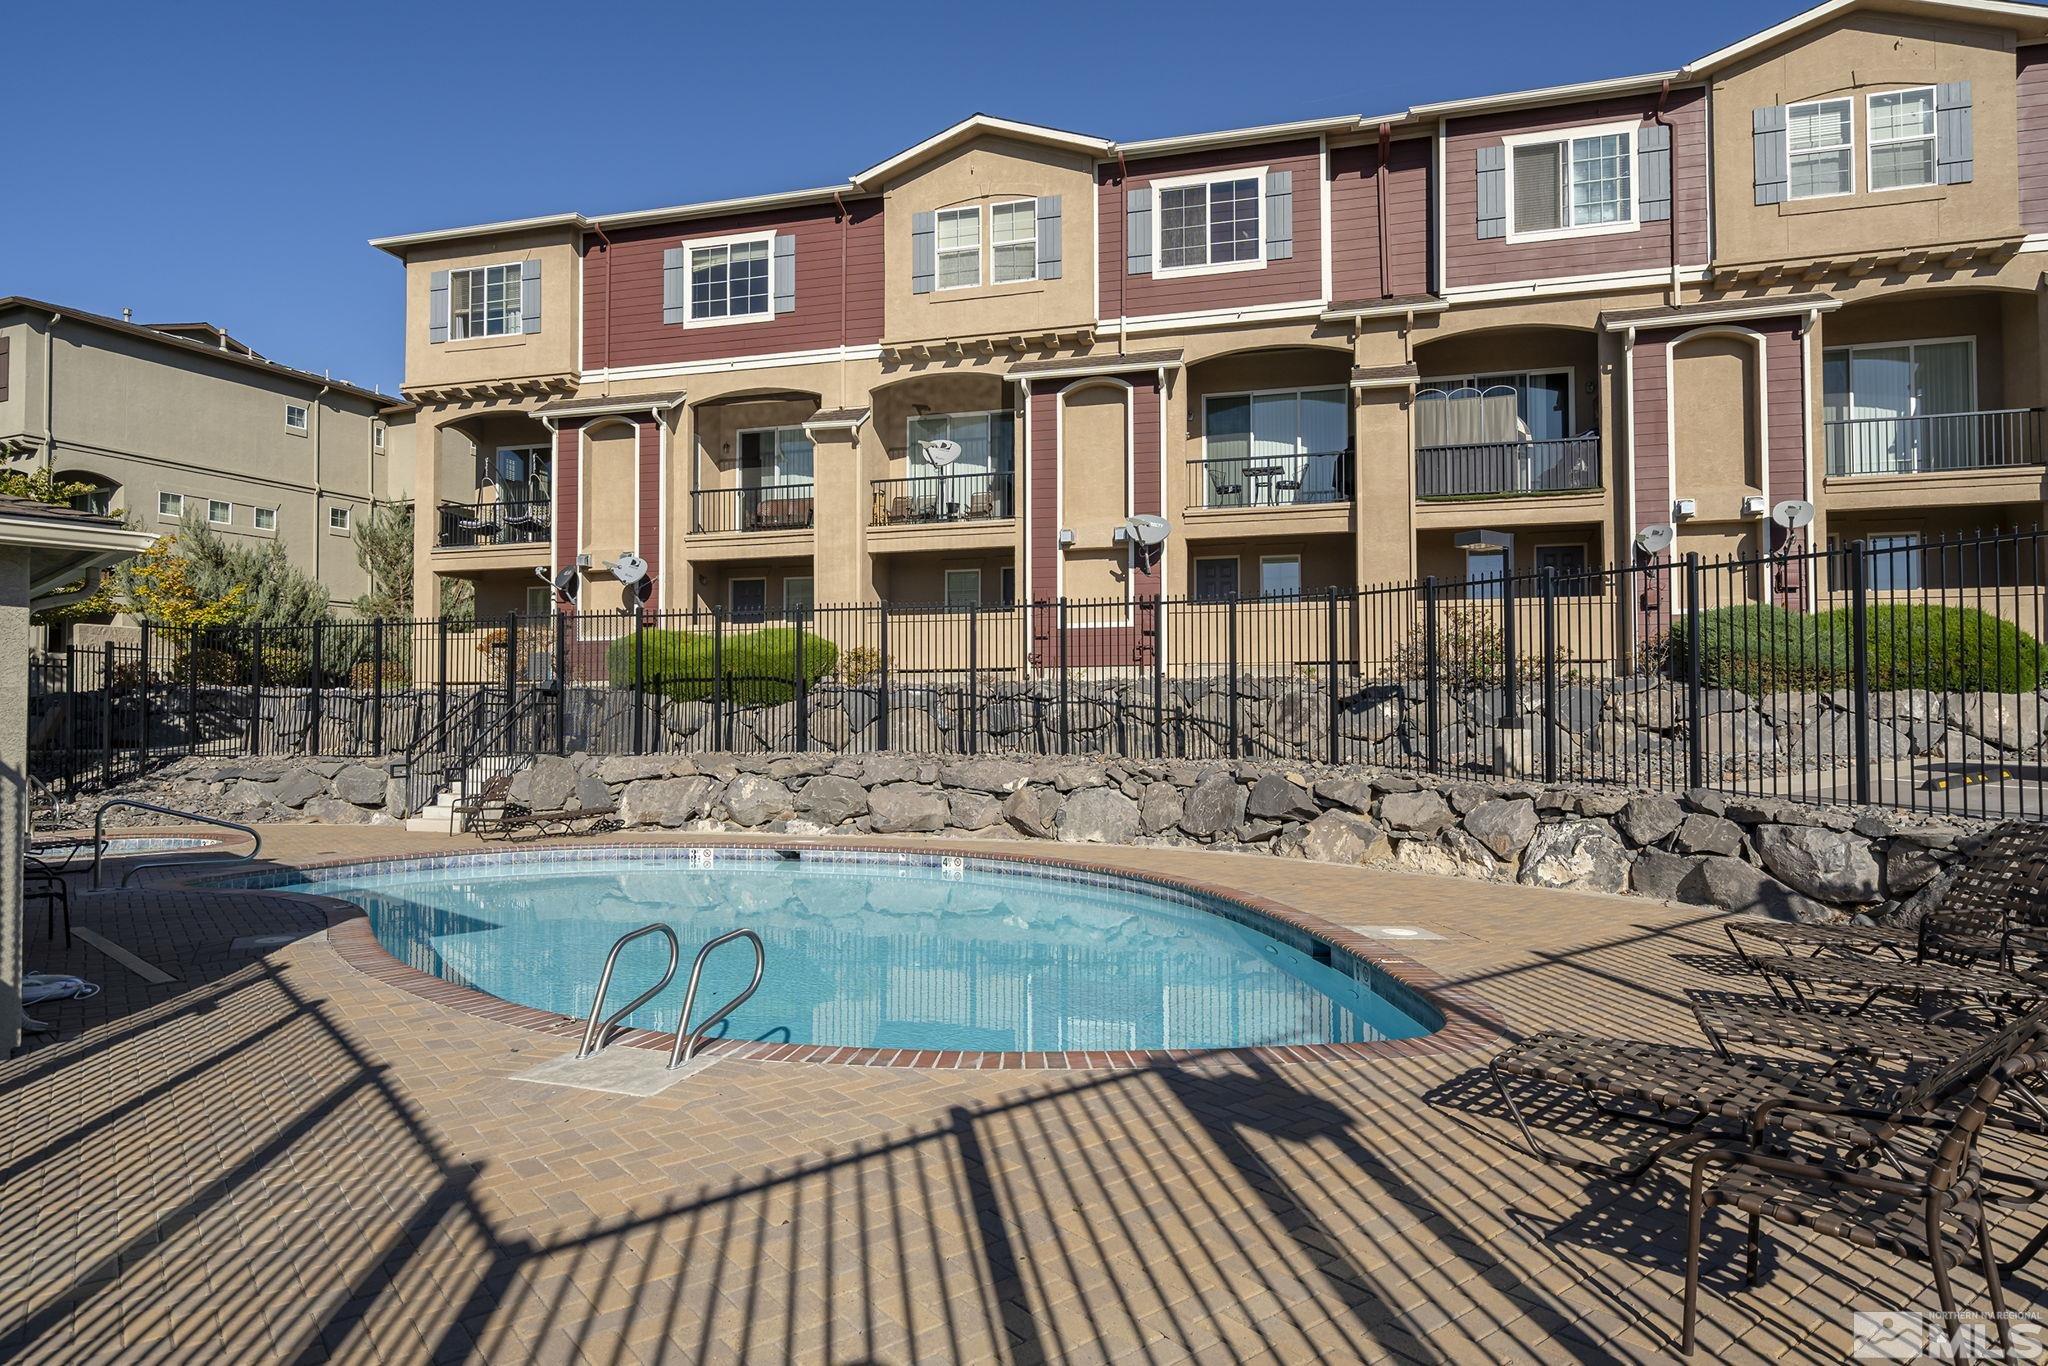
[1634,523,1676,555]
[1123,514,1172,547]
[1771,498,1815,531]
[552,565,580,599]
[607,552,648,585]
[918,439,962,468]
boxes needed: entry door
[730,578,767,622]
[1194,557,1240,602]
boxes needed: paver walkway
[3,825,2040,1362]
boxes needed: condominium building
[377,0,2048,640]
[0,298,412,609]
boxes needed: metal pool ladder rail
[92,800,263,890]
[669,928,766,1068]
[577,924,681,1058]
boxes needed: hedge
[1666,603,2045,693]
[605,626,839,705]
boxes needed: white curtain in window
[772,430,814,483]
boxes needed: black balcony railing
[1415,435,1600,500]
[1186,452,1351,509]
[691,483,815,534]
[436,498,550,548]
[870,471,1014,526]
[1824,408,2044,477]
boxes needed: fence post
[138,620,153,761]
[436,616,450,734]
[1057,597,1072,757]
[1152,594,1168,760]
[553,610,568,757]
[877,601,891,752]
[1541,568,1560,784]
[795,608,810,752]
[1500,571,1519,724]
[308,621,324,755]
[1226,594,1240,759]
[249,623,263,757]
[502,611,518,722]
[1422,577,1440,775]
[1684,554,1706,791]
[101,640,115,789]
[712,606,727,750]
[372,618,387,755]
[187,628,200,758]
[965,603,978,757]
[1325,586,1340,765]
[632,616,647,754]
[64,644,77,791]
[1848,538,1873,807]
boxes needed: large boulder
[300,795,374,826]
[1616,794,1686,847]
[332,763,389,808]
[1670,813,1743,857]
[1138,782,1183,835]
[1003,787,1061,838]
[1630,849,1699,902]
[937,758,1036,794]
[1056,787,1140,844]
[1298,811,1392,865]
[620,776,717,828]
[271,767,327,810]
[1955,694,2042,754]
[1379,789,1454,836]
[1755,824,1881,904]
[1678,855,1831,922]
[1518,820,1630,894]
[722,774,791,827]
[1312,776,1375,813]
[1462,798,1536,860]
[795,775,868,825]
[948,791,1004,831]
[1245,774,1318,822]
[1179,773,1248,839]
[866,783,950,834]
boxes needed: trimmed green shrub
[1667,603,2044,693]
[605,626,839,705]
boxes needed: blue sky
[10,0,1807,394]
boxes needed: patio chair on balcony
[964,490,997,520]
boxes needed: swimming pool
[265,848,1441,1054]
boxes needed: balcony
[436,498,549,548]
[1825,409,2043,478]
[690,484,815,535]
[1186,453,1351,510]
[1415,436,1600,500]
[871,471,1013,526]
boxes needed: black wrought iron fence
[30,528,2048,821]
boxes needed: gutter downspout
[1377,123,1392,299]
[42,310,60,475]
[833,191,850,404]
[587,223,615,396]
[311,381,331,588]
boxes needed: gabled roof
[1683,0,2048,75]
[850,114,1112,188]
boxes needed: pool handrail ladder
[669,928,767,1067]
[91,800,263,890]
[577,923,681,1058]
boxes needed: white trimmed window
[990,201,1038,283]
[783,576,815,614]
[254,507,277,531]
[1258,555,1301,598]
[1506,124,1633,239]
[1869,87,1937,191]
[285,402,308,433]
[158,491,183,518]
[328,506,351,531]
[943,569,981,607]
[1156,171,1263,274]
[686,233,772,324]
[936,208,982,290]
[208,499,231,526]
[1788,98,1854,199]
[372,420,386,452]
[450,263,524,338]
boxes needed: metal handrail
[91,799,262,890]
[578,923,682,1058]
[669,928,766,1067]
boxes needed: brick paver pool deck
[4,825,2039,1363]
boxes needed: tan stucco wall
[882,138,1098,344]
[1710,13,2021,265]
[399,229,581,391]
[580,421,639,566]
[877,551,1015,605]
[1058,384,1131,543]
[1672,333,1764,516]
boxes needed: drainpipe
[588,222,615,396]
[311,381,331,587]
[1657,81,1680,307]
[833,191,850,404]
[1377,123,1392,299]
[40,310,64,479]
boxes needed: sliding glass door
[1202,387,1347,506]
[1823,339,1974,474]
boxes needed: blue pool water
[269,849,1441,1052]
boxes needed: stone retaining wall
[79,751,1989,925]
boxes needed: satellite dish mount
[1121,514,1172,569]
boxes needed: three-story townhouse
[377,0,2048,678]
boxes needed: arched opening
[53,471,119,518]
[869,372,1017,527]
[433,411,553,549]
[688,389,821,535]
[1411,325,1599,499]
[1183,346,1351,511]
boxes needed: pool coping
[191,838,1509,1070]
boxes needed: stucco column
[812,428,870,604]
[412,412,449,654]
[0,547,29,1055]
[1352,386,1416,586]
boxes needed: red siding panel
[2020,46,2048,234]
[553,420,581,579]
[581,198,883,371]
[1444,89,1708,290]
[1630,342,1669,535]
[1097,139,1324,320]
[1633,316,1809,530]
[1329,138,1431,301]
[1023,373,1163,609]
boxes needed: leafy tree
[0,467,103,508]
[102,534,247,628]
[352,502,414,618]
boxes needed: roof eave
[368,212,590,257]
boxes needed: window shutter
[773,234,796,313]
[1036,195,1063,280]
[1263,170,1294,260]
[428,269,450,343]
[1937,81,1974,184]
[520,259,542,334]
[662,247,686,324]
[911,211,936,294]
[1637,122,1672,221]
[1753,105,1789,204]
[1474,146,1506,239]
[1126,187,1153,275]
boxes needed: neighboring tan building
[376,0,2048,659]
[0,298,414,611]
